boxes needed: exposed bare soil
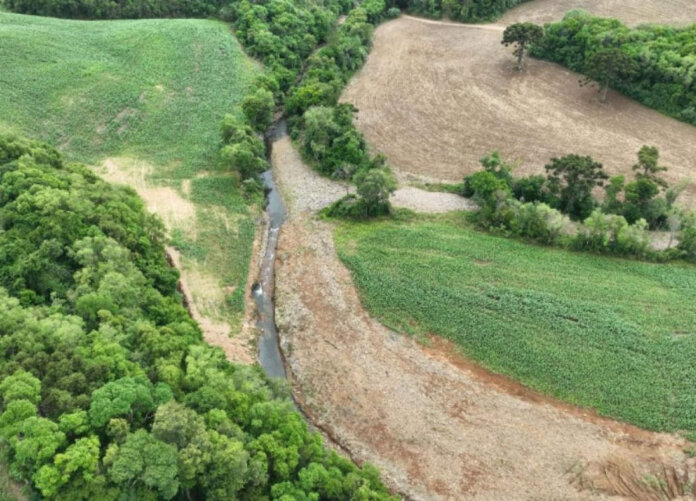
[341,16,696,205]
[272,139,695,500]
[501,0,696,26]
[96,157,258,364]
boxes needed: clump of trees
[404,0,532,22]
[531,10,696,124]
[0,134,396,500]
[502,23,544,71]
[461,147,696,260]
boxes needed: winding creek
[254,121,288,380]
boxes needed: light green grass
[0,12,259,178]
[335,214,696,433]
[1,12,262,329]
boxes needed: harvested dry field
[341,15,696,203]
[501,0,696,27]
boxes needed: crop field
[0,12,261,339]
[335,215,696,432]
[0,12,259,176]
[341,14,696,204]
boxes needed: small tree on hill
[581,48,637,103]
[545,154,608,220]
[501,23,545,71]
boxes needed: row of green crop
[531,10,696,126]
[335,217,696,434]
[0,134,396,500]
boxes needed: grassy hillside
[0,12,262,331]
[0,12,259,178]
[335,215,696,433]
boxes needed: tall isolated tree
[501,23,544,71]
[633,145,668,189]
[545,154,608,219]
[581,48,637,102]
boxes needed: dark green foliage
[580,48,638,102]
[406,0,531,22]
[501,22,544,71]
[242,89,275,133]
[2,0,226,19]
[327,167,396,219]
[544,154,608,220]
[0,135,395,500]
[335,218,696,433]
[219,115,268,179]
[531,10,696,125]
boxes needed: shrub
[242,88,275,133]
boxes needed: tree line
[530,10,696,126]
[0,134,396,500]
[460,148,696,260]
[2,0,227,18]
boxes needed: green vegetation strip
[0,12,258,178]
[335,215,696,433]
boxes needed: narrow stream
[254,121,288,379]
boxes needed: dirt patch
[271,135,351,216]
[391,186,476,213]
[501,0,696,26]
[168,248,254,364]
[341,16,696,206]
[100,157,197,238]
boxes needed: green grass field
[335,215,696,433]
[1,12,261,329]
[0,12,259,177]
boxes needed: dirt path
[341,16,696,206]
[272,140,694,500]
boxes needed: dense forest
[2,0,530,22]
[402,0,529,22]
[0,134,395,500]
[1,0,227,18]
[532,10,696,126]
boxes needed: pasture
[335,215,696,432]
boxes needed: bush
[513,202,570,245]
[574,210,650,257]
[242,88,275,133]
[386,7,401,18]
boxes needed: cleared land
[0,12,262,361]
[341,16,696,204]
[501,0,696,26]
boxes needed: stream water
[254,121,288,379]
